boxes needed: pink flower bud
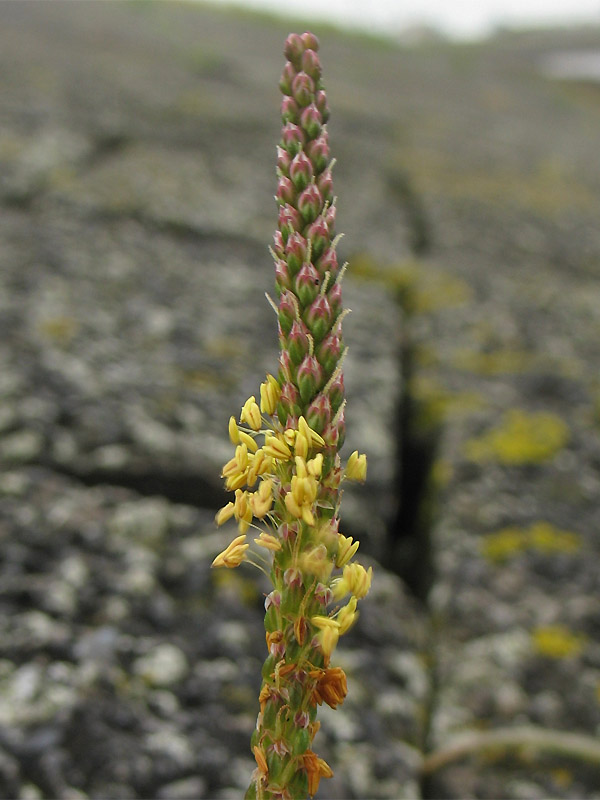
[287,319,311,365]
[328,372,345,413]
[317,168,333,203]
[278,204,302,237]
[300,103,322,140]
[294,710,310,729]
[265,590,281,611]
[279,61,296,95]
[278,349,295,384]
[281,95,299,125]
[273,229,285,257]
[315,89,330,124]
[316,246,338,277]
[294,262,320,308]
[328,280,343,317]
[289,151,313,191]
[292,71,315,107]
[284,567,303,590]
[284,33,305,66]
[279,522,298,542]
[280,122,306,156]
[270,639,286,659]
[315,582,333,606]
[306,134,329,173]
[301,49,321,81]
[275,259,291,294]
[297,354,323,403]
[285,231,307,276]
[322,420,340,450]
[317,326,342,375]
[304,294,332,343]
[324,203,336,233]
[276,146,291,175]
[306,393,331,434]
[277,290,296,336]
[301,31,320,51]
[307,217,329,260]
[276,175,296,206]
[298,183,322,223]
[277,382,301,423]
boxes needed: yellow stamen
[211,534,249,568]
[228,416,240,444]
[215,502,235,527]
[298,415,326,449]
[240,396,262,431]
[337,596,358,634]
[263,435,292,461]
[345,450,367,482]
[336,533,359,568]
[307,453,323,477]
[254,532,282,551]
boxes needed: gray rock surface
[1,2,600,798]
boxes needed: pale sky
[207,0,600,39]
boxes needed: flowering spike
[212,33,371,799]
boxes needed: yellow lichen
[482,521,581,563]
[452,348,535,376]
[348,254,472,314]
[39,316,79,345]
[532,625,586,659]
[464,409,569,464]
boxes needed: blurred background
[1,1,600,798]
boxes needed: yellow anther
[246,448,265,486]
[294,431,309,459]
[239,431,258,453]
[215,501,235,527]
[235,443,249,472]
[263,435,292,461]
[211,534,249,568]
[319,625,339,659]
[294,456,308,479]
[225,472,249,492]
[340,562,373,599]
[260,375,281,416]
[299,544,332,581]
[283,428,296,447]
[240,396,261,431]
[311,615,340,632]
[228,416,240,444]
[298,415,326,449]
[337,596,358,635]
[221,456,239,479]
[251,478,274,518]
[284,491,303,520]
[254,532,282,551]
[345,450,367,482]
[234,490,253,533]
[336,533,359,568]
[307,453,323,477]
